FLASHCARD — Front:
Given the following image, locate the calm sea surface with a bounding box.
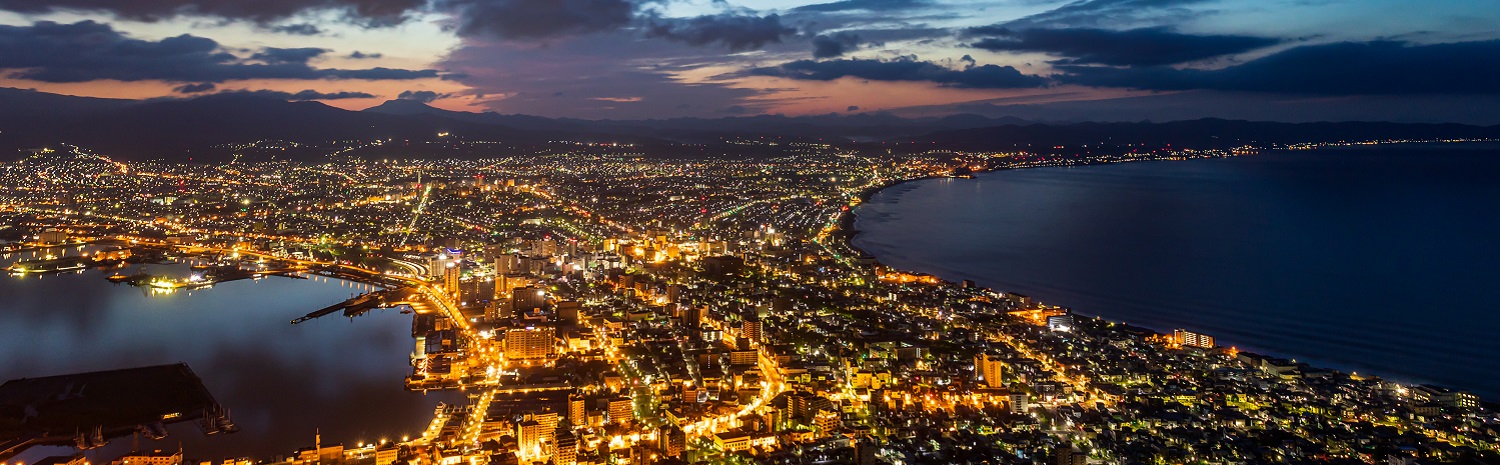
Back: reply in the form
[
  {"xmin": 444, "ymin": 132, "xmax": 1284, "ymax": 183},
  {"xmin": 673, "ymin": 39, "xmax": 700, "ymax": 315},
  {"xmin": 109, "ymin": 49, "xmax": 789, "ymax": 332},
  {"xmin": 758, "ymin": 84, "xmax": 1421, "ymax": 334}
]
[
  {"xmin": 854, "ymin": 144, "xmax": 1500, "ymax": 399},
  {"xmin": 0, "ymin": 257, "xmax": 446, "ymax": 461}
]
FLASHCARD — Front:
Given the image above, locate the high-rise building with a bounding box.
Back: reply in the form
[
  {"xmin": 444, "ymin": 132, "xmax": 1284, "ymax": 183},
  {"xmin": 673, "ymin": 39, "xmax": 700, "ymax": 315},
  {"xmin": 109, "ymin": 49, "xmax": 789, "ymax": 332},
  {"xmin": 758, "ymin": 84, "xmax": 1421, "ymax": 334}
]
[
  {"xmin": 458, "ymin": 279, "xmax": 488, "ymax": 309},
  {"xmin": 526, "ymin": 256, "xmax": 549, "ymax": 275},
  {"xmin": 814, "ymin": 410, "xmax": 842, "ymax": 438},
  {"xmin": 500, "ymin": 253, "xmax": 520, "ymax": 275},
  {"xmin": 1009, "ymin": 392, "xmax": 1030, "ymax": 414},
  {"xmin": 517, "ymin": 420, "xmax": 544, "ymax": 458},
  {"xmin": 657, "ymin": 425, "xmax": 685, "ymax": 457},
  {"xmin": 533, "ymin": 411, "xmax": 560, "ymax": 436},
  {"xmin": 553, "ymin": 428, "xmax": 578, "ymax": 465},
  {"xmin": 665, "ymin": 284, "xmax": 681, "ymax": 304},
  {"xmin": 496, "ymin": 253, "xmax": 517, "ymax": 274},
  {"xmin": 568, "ymin": 393, "xmax": 587, "ymax": 427},
  {"xmin": 505, "ymin": 327, "xmax": 555, "ymax": 360},
  {"xmin": 513, "ymin": 285, "xmax": 547, "ymax": 314},
  {"xmin": 442, "ymin": 261, "xmax": 460, "ymax": 296},
  {"xmin": 556, "ymin": 300, "xmax": 581, "ymax": 324},
  {"xmin": 681, "ymin": 307, "xmax": 703, "ymax": 329},
  {"xmin": 1173, "ymin": 329, "xmax": 1215, "ymax": 349},
  {"xmin": 426, "ymin": 256, "xmax": 451, "ymax": 281},
  {"xmin": 492, "ymin": 273, "xmax": 533, "ymax": 319},
  {"xmin": 486, "ymin": 301, "xmax": 511, "ymax": 322},
  {"xmin": 975, "ymin": 353, "xmax": 1005, "ymax": 388},
  {"xmin": 790, "ymin": 392, "xmax": 832, "ymax": 423},
  {"xmin": 741, "ymin": 318, "xmax": 763, "ymax": 345},
  {"xmin": 608, "ymin": 397, "xmax": 633, "ymax": 424},
  {"xmin": 493, "ymin": 273, "xmax": 526, "ymax": 299},
  {"xmin": 729, "ymin": 350, "xmax": 757, "ymax": 366}
]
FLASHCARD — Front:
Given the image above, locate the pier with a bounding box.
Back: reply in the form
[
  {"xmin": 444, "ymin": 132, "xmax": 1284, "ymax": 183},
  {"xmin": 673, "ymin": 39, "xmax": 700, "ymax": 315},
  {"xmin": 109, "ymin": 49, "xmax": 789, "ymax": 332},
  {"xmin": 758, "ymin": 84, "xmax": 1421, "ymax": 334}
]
[
  {"xmin": 291, "ymin": 286, "xmax": 421, "ymax": 324},
  {"xmin": 107, "ymin": 265, "xmax": 310, "ymax": 290},
  {"xmin": 0, "ymin": 363, "xmax": 233, "ymax": 460}
]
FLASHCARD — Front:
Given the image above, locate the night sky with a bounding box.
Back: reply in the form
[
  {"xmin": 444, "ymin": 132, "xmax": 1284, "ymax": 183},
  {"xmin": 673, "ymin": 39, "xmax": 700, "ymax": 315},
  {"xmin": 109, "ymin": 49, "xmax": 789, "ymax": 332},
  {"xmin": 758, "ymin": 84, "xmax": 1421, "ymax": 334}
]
[{"xmin": 2, "ymin": 0, "xmax": 1497, "ymax": 122}]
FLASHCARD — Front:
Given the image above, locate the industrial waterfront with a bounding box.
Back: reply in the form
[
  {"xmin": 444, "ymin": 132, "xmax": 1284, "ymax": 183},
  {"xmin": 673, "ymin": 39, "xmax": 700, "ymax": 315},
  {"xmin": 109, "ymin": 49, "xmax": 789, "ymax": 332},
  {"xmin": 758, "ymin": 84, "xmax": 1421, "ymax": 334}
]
[{"xmin": 0, "ymin": 251, "xmax": 448, "ymax": 460}]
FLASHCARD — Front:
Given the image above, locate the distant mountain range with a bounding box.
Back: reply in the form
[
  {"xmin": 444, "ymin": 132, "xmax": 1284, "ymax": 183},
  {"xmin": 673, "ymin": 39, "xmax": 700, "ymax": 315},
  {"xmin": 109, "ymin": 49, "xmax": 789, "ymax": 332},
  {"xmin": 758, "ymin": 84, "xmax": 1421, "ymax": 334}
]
[
  {"xmin": 361, "ymin": 98, "xmax": 1032, "ymax": 142},
  {"xmin": 902, "ymin": 119, "xmax": 1500, "ymax": 150},
  {"xmin": 2, "ymin": 87, "xmax": 1497, "ymax": 161}
]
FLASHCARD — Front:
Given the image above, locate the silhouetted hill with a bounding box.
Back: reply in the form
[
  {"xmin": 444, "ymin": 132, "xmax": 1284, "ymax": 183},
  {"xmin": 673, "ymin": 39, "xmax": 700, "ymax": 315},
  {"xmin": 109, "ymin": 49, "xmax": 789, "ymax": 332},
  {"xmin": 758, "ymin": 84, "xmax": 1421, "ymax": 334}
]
[
  {"xmin": 0, "ymin": 87, "xmax": 131, "ymax": 116},
  {"xmin": 0, "ymin": 90, "xmax": 655, "ymax": 159},
  {"xmin": 4, "ymin": 88, "xmax": 1498, "ymax": 161},
  {"xmin": 361, "ymin": 99, "xmax": 1040, "ymax": 142},
  {"xmin": 572, "ymin": 112, "xmax": 1018, "ymax": 142},
  {"xmin": 902, "ymin": 119, "xmax": 1500, "ymax": 150},
  {"xmin": 364, "ymin": 99, "xmax": 591, "ymax": 132},
  {"xmin": 0, "ymin": 88, "xmax": 132, "ymax": 134}
]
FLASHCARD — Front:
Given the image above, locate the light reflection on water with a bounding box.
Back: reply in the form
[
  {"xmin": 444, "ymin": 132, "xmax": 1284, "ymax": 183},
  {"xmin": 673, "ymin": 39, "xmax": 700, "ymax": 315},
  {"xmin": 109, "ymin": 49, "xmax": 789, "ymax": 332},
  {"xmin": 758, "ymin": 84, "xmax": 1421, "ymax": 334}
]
[
  {"xmin": 854, "ymin": 145, "xmax": 1500, "ymax": 399},
  {"xmin": 0, "ymin": 257, "xmax": 450, "ymax": 461}
]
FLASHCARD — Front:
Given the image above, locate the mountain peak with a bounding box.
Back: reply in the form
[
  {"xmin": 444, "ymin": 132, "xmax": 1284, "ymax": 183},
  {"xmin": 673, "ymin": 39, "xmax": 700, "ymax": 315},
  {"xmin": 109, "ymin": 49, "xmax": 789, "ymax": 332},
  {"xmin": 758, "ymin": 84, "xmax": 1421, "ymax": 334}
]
[{"xmin": 364, "ymin": 99, "xmax": 440, "ymax": 115}]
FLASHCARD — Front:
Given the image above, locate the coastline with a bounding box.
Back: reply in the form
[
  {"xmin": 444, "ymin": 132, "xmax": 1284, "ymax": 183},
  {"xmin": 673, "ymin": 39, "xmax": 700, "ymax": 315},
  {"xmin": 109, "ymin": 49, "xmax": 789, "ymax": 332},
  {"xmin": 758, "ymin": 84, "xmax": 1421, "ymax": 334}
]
[
  {"xmin": 830, "ymin": 149, "xmax": 1492, "ymax": 403},
  {"xmin": 835, "ymin": 154, "xmax": 1212, "ymax": 258},
  {"xmin": 834, "ymin": 149, "xmax": 1249, "ymax": 258},
  {"xmin": 0, "ymin": 265, "xmax": 439, "ymax": 460}
]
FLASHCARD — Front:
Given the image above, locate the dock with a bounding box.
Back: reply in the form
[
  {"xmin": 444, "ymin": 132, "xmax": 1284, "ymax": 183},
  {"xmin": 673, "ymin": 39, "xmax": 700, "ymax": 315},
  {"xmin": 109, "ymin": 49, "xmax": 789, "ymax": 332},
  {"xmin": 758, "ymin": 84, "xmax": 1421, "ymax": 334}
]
[
  {"xmin": 0, "ymin": 363, "xmax": 233, "ymax": 460},
  {"xmin": 292, "ymin": 286, "xmax": 421, "ymax": 324},
  {"xmin": 109, "ymin": 265, "xmax": 310, "ymax": 290}
]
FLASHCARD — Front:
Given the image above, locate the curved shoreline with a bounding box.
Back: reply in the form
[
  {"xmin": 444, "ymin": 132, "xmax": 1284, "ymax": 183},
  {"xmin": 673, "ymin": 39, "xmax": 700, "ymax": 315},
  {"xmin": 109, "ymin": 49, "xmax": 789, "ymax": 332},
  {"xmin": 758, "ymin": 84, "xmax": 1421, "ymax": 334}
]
[
  {"xmin": 837, "ymin": 158, "xmax": 1140, "ymax": 259},
  {"xmin": 829, "ymin": 151, "xmax": 1490, "ymax": 401},
  {"xmin": 834, "ymin": 154, "xmax": 1224, "ymax": 258}
]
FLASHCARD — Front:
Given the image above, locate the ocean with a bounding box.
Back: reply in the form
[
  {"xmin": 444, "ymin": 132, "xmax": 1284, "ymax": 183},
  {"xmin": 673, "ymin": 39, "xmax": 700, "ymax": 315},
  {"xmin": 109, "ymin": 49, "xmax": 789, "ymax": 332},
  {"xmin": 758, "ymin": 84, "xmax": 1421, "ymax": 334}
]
[{"xmin": 853, "ymin": 143, "xmax": 1500, "ymax": 399}]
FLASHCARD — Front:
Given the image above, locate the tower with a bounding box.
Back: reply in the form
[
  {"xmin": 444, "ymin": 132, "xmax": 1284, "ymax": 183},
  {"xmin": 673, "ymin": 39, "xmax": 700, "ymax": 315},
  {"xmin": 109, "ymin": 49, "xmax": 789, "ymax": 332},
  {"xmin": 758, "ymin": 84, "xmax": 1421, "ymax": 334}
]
[{"xmin": 975, "ymin": 353, "xmax": 1004, "ymax": 388}]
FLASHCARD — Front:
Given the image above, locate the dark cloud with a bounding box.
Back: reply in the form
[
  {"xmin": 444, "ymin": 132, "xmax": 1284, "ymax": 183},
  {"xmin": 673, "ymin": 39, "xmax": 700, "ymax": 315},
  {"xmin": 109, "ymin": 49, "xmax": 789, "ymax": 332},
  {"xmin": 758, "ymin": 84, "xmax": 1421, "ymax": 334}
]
[
  {"xmin": 173, "ymin": 82, "xmax": 217, "ymax": 93},
  {"xmin": 0, "ymin": 21, "xmax": 438, "ymax": 83},
  {"xmin": 328, "ymin": 67, "xmax": 439, "ymax": 80},
  {"xmin": 270, "ymin": 23, "xmax": 323, "ymax": 35},
  {"xmin": 1001, "ymin": 0, "xmax": 1212, "ymax": 29},
  {"xmin": 291, "ymin": 90, "xmax": 376, "ymax": 100},
  {"xmin": 1057, "ymin": 40, "xmax": 1500, "ymax": 95},
  {"xmin": 251, "ymin": 47, "xmax": 328, "ymax": 64},
  {"xmin": 398, "ymin": 90, "xmax": 447, "ymax": 102},
  {"xmin": 812, "ymin": 32, "xmax": 861, "ymax": 58},
  {"xmin": 846, "ymin": 105, "xmax": 860, "ymax": 111},
  {"xmin": 348, "ymin": 51, "xmax": 384, "ymax": 59},
  {"xmin": 744, "ymin": 56, "xmax": 1048, "ymax": 89},
  {"xmin": 645, "ymin": 13, "xmax": 797, "ymax": 51},
  {"xmin": 439, "ymin": 31, "xmax": 771, "ymax": 118},
  {"xmin": 851, "ymin": 27, "xmax": 951, "ymax": 45},
  {"xmin": 888, "ymin": 90, "xmax": 1500, "ymax": 126},
  {"xmin": 968, "ymin": 27, "xmax": 1279, "ymax": 66},
  {"xmin": 215, "ymin": 89, "xmax": 377, "ymax": 100},
  {"xmin": 442, "ymin": 0, "xmax": 637, "ymax": 40},
  {"xmin": 794, "ymin": 0, "xmax": 932, "ymax": 13},
  {"xmin": 0, "ymin": 0, "xmax": 424, "ymax": 26}
]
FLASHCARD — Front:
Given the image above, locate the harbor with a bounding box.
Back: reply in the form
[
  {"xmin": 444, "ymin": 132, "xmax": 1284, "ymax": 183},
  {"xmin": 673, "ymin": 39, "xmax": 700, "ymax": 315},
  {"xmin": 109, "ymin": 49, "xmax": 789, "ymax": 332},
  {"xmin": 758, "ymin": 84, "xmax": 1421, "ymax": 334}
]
[
  {"xmin": 6, "ymin": 246, "xmax": 147, "ymax": 274},
  {"xmin": 0, "ymin": 254, "xmax": 443, "ymax": 461},
  {"xmin": 108, "ymin": 264, "xmax": 311, "ymax": 291},
  {"xmin": 290, "ymin": 286, "xmax": 419, "ymax": 324},
  {"xmin": 0, "ymin": 363, "xmax": 235, "ymax": 460}
]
